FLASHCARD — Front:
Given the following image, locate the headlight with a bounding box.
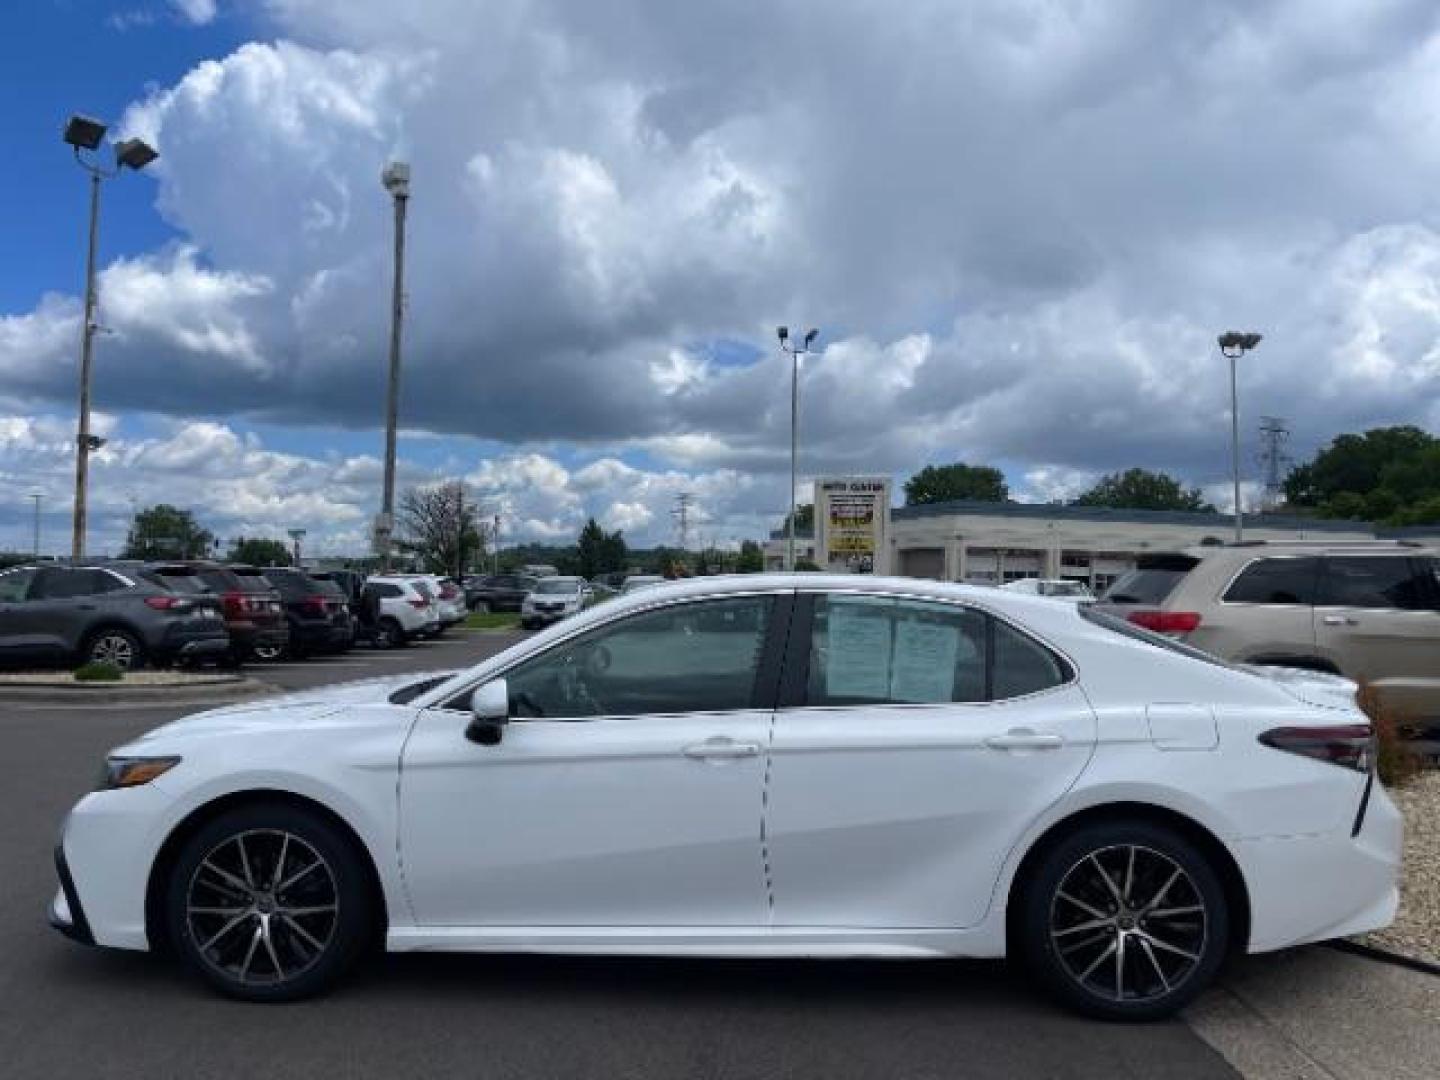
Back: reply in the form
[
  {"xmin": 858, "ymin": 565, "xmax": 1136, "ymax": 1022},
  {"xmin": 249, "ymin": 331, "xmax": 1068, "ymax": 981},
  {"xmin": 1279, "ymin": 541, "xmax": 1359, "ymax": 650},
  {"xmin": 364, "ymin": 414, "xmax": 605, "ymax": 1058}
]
[{"xmin": 98, "ymin": 756, "xmax": 181, "ymax": 790}]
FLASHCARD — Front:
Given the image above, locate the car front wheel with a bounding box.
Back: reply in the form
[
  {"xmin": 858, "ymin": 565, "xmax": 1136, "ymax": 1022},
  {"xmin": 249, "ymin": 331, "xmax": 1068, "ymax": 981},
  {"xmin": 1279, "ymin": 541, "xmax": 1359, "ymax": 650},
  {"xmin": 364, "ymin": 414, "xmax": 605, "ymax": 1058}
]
[
  {"xmin": 1016, "ymin": 821, "xmax": 1228, "ymax": 1021},
  {"xmin": 165, "ymin": 803, "xmax": 374, "ymax": 1002},
  {"xmin": 84, "ymin": 628, "xmax": 144, "ymax": 671}
]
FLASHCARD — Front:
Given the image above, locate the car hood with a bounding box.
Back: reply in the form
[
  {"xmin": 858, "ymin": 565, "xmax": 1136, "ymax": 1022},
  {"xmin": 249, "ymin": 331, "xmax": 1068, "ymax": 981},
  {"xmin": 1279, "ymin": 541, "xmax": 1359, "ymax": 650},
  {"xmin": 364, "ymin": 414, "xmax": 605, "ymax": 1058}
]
[
  {"xmin": 129, "ymin": 670, "xmax": 460, "ymax": 743},
  {"xmin": 1240, "ymin": 664, "xmax": 1359, "ymax": 712}
]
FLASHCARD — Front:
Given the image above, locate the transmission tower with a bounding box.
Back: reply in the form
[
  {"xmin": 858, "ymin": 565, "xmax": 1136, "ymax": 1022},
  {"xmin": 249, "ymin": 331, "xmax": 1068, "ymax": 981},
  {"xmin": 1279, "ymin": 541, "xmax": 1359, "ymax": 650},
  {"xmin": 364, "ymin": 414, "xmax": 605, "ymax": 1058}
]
[
  {"xmin": 1257, "ymin": 416, "xmax": 1291, "ymax": 511},
  {"xmin": 672, "ymin": 492, "xmax": 694, "ymax": 551}
]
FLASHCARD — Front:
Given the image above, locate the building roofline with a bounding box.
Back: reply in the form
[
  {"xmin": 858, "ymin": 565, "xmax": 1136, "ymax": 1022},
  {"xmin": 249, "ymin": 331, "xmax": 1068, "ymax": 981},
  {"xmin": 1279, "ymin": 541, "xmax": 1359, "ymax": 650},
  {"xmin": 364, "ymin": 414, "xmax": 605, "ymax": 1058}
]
[{"xmin": 889, "ymin": 499, "xmax": 1390, "ymax": 531}]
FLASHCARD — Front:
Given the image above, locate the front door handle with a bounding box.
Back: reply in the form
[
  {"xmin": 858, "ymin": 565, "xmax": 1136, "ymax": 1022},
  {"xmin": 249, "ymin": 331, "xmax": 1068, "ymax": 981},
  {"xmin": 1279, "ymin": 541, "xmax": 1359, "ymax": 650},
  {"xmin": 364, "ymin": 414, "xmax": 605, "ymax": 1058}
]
[
  {"xmin": 1321, "ymin": 614, "xmax": 1357, "ymax": 626},
  {"xmin": 985, "ymin": 729, "xmax": 1064, "ymax": 751},
  {"xmin": 682, "ymin": 737, "xmax": 761, "ymax": 761}
]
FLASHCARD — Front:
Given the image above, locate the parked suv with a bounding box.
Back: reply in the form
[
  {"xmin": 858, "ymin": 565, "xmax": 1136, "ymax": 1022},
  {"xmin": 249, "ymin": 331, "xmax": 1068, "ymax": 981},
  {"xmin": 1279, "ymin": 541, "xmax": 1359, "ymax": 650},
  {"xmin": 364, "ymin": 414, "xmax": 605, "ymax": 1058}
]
[
  {"xmin": 145, "ymin": 562, "xmax": 287, "ymax": 665},
  {"xmin": 260, "ymin": 568, "xmax": 355, "ymax": 658},
  {"xmin": 0, "ymin": 564, "xmax": 229, "ymax": 670},
  {"xmin": 363, "ymin": 575, "xmax": 440, "ymax": 646},
  {"xmin": 1097, "ymin": 542, "xmax": 1440, "ymax": 724},
  {"xmin": 463, "ymin": 573, "xmax": 537, "ymax": 612}
]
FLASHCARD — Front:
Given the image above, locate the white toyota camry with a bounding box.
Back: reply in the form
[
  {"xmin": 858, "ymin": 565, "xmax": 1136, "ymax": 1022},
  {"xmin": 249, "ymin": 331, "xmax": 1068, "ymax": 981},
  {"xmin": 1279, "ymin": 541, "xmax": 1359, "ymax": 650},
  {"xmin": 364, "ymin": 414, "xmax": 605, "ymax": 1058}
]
[{"xmin": 51, "ymin": 574, "xmax": 1400, "ymax": 1019}]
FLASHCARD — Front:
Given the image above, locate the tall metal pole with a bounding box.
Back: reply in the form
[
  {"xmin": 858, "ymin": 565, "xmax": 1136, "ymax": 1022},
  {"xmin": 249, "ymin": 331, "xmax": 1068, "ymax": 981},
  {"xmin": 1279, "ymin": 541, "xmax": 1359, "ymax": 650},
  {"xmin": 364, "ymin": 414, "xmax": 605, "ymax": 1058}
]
[
  {"xmin": 1230, "ymin": 352, "xmax": 1242, "ymax": 543},
  {"xmin": 30, "ymin": 494, "xmax": 43, "ymax": 558},
  {"xmin": 380, "ymin": 176, "xmax": 409, "ymax": 572},
  {"xmin": 788, "ymin": 347, "xmax": 798, "ymax": 572},
  {"xmin": 72, "ymin": 171, "xmax": 101, "ymax": 562}
]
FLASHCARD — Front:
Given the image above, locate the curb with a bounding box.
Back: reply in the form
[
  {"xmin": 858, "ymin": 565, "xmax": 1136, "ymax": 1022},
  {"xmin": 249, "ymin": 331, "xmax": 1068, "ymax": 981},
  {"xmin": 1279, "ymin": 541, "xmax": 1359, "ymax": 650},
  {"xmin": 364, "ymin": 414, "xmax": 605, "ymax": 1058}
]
[
  {"xmin": 1327, "ymin": 938, "xmax": 1440, "ymax": 978},
  {"xmin": 0, "ymin": 676, "xmax": 278, "ymax": 707}
]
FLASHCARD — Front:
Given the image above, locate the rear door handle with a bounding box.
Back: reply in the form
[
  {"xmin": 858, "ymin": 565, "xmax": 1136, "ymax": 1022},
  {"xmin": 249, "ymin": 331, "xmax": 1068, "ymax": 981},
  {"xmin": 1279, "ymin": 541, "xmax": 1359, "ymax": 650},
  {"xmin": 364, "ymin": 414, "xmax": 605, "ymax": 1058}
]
[
  {"xmin": 682, "ymin": 737, "xmax": 761, "ymax": 761},
  {"xmin": 1321, "ymin": 614, "xmax": 1357, "ymax": 626},
  {"xmin": 985, "ymin": 729, "xmax": 1064, "ymax": 751}
]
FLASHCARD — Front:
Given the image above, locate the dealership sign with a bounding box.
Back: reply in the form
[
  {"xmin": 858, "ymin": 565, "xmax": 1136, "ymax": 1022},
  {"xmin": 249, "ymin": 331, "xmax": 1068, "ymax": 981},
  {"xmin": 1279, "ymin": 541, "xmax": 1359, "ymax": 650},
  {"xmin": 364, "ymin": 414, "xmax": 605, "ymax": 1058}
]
[{"xmin": 816, "ymin": 476, "xmax": 891, "ymax": 574}]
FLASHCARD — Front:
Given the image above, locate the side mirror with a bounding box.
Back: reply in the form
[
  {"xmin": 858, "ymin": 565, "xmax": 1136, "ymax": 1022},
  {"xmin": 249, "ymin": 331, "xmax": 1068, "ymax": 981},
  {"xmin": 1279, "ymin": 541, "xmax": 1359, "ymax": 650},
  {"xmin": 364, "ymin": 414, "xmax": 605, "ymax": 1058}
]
[{"xmin": 465, "ymin": 678, "xmax": 509, "ymax": 746}]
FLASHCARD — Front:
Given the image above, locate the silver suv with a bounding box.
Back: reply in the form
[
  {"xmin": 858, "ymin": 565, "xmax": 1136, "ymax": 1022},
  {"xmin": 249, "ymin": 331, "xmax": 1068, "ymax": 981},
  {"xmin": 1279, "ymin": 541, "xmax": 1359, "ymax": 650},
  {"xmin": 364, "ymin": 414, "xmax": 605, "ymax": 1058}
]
[{"xmin": 1098, "ymin": 541, "xmax": 1440, "ymax": 726}]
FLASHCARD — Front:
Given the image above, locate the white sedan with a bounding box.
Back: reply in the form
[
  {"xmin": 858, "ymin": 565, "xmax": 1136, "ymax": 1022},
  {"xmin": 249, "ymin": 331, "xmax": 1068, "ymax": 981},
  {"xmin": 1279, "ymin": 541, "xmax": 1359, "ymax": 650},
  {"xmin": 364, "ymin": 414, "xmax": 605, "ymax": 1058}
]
[{"xmin": 51, "ymin": 574, "xmax": 1400, "ymax": 1019}]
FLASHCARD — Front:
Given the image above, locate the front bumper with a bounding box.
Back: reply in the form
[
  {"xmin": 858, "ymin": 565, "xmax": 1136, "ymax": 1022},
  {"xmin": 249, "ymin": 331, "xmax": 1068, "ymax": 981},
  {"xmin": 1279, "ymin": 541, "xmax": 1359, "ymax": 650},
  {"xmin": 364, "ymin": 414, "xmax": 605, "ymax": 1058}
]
[
  {"xmin": 50, "ymin": 845, "xmax": 94, "ymax": 946},
  {"xmin": 522, "ymin": 607, "xmax": 575, "ymax": 627},
  {"xmin": 1233, "ymin": 781, "xmax": 1403, "ymax": 953}
]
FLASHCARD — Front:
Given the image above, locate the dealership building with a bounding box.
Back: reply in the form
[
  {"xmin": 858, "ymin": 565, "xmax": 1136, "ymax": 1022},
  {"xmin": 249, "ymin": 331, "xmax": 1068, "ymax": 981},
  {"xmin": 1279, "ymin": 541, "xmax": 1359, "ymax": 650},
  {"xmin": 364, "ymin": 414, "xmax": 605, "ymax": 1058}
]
[{"xmin": 765, "ymin": 499, "xmax": 1438, "ymax": 591}]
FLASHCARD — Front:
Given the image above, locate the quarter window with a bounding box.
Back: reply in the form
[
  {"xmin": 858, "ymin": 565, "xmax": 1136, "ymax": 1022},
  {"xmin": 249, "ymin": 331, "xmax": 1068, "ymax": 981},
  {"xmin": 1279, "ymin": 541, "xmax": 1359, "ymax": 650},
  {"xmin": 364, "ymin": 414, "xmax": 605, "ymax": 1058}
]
[
  {"xmin": 504, "ymin": 596, "xmax": 775, "ymax": 718},
  {"xmin": 1222, "ymin": 557, "xmax": 1319, "ymax": 605},
  {"xmin": 1320, "ymin": 557, "xmax": 1435, "ymax": 611}
]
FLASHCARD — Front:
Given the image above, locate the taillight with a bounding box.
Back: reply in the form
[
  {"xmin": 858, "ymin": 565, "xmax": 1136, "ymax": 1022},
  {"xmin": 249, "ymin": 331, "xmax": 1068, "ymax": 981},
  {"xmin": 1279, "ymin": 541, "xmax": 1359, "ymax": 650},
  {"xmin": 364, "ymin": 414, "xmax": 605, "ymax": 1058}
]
[
  {"xmin": 145, "ymin": 596, "xmax": 194, "ymax": 612},
  {"xmin": 301, "ymin": 595, "xmax": 329, "ymax": 617},
  {"xmin": 1126, "ymin": 610, "xmax": 1202, "ymax": 635},
  {"xmin": 221, "ymin": 590, "xmax": 246, "ymax": 616},
  {"xmin": 1259, "ymin": 724, "xmax": 1374, "ymax": 772}
]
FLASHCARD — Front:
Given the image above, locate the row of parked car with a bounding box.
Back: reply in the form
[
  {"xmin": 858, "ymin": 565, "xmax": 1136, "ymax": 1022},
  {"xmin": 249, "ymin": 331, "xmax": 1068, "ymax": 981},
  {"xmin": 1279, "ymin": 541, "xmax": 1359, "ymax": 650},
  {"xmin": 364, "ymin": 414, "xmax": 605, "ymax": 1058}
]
[
  {"xmin": 0, "ymin": 561, "xmax": 472, "ymax": 671},
  {"xmin": 461, "ymin": 571, "xmax": 665, "ymax": 629}
]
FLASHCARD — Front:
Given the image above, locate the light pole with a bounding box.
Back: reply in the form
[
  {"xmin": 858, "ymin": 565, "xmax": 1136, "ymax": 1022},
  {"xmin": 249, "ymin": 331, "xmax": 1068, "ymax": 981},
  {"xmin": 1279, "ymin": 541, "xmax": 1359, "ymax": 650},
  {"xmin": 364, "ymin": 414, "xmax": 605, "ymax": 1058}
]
[
  {"xmin": 288, "ymin": 528, "xmax": 307, "ymax": 567},
  {"xmin": 777, "ymin": 325, "xmax": 819, "ymax": 571},
  {"xmin": 1217, "ymin": 331, "xmax": 1263, "ymax": 542},
  {"xmin": 63, "ymin": 115, "xmax": 158, "ymax": 561},
  {"xmin": 29, "ymin": 492, "xmax": 43, "ymax": 558},
  {"xmin": 379, "ymin": 161, "xmax": 411, "ymax": 572}
]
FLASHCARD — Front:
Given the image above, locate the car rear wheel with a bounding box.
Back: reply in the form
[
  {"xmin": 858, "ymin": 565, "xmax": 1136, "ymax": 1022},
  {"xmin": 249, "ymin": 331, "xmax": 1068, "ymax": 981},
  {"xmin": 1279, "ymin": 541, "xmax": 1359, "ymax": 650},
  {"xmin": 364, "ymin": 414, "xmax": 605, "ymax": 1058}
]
[
  {"xmin": 84, "ymin": 628, "xmax": 144, "ymax": 671},
  {"xmin": 251, "ymin": 643, "xmax": 285, "ymax": 662},
  {"xmin": 165, "ymin": 803, "xmax": 374, "ymax": 1002},
  {"xmin": 471, "ymin": 599, "xmax": 490, "ymax": 614},
  {"xmin": 376, "ymin": 618, "xmax": 405, "ymax": 650},
  {"xmin": 1016, "ymin": 821, "xmax": 1228, "ymax": 1021}
]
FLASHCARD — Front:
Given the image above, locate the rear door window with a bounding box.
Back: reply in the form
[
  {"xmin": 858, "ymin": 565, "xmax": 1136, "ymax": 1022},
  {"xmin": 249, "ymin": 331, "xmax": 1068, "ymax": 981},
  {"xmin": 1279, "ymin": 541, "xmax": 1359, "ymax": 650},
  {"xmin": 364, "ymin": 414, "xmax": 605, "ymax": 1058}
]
[
  {"xmin": 1222, "ymin": 557, "xmax": 1319, "ymax": 605},
  {"xmin": 33, "ymin": 568, "xmax": 118, "ymax": 599},
  {"xmin": 1320, "ymin": 557, "xmax": 1435, "ymax": 611},
  {"xmin": 0, "ymin": 568, "xmax": 36, "ymax": 602}
]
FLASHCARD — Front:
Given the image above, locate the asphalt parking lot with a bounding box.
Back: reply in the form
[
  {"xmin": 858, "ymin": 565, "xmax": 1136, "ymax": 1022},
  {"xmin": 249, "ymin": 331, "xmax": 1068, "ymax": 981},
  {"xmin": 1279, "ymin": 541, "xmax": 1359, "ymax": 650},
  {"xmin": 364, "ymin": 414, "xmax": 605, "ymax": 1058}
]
[{"xmin": 2, "ymin": 630, "xmax": 1243, "ymax": 1078}]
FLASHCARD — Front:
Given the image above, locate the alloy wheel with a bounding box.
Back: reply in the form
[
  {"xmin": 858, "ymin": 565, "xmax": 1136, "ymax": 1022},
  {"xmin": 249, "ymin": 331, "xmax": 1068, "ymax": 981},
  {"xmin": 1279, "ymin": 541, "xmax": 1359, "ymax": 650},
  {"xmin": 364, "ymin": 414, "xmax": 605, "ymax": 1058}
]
[
  {"xmin": 1048, "ymin": 844, "xmax": 1208, "ymax": 1004},
  {"xmin": 252, "ymin": 644, "xmax": 284, "ymax": 662},
  {"xmin": 185, "ymin": 829, "xmax": 340, "ymax": 988},
  {"xmin": 90, "ymin": 633, "xmax": 136, "ymax": 670}
]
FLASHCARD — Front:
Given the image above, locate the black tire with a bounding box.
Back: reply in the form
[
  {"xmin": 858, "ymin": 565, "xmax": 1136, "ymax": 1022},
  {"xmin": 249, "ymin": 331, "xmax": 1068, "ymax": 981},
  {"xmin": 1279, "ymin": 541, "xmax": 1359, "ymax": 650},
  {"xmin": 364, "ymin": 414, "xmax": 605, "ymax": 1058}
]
[
  {"xmin": 472, "ymin": 599, "xmax": 491, "ymax": 614},
  {"xmin": 83, "ymin": 626, "xmax": 145, "ymax": 671},
  {"xmin": 376, "ymin": 618, "xmax": 405, "ymax": 650},
  {"xmin": 251, "ymin": 643, "xmax": 286, "ymax": 663},
  {"xmin": 1015, "ymin": 820, "xmax": 1228, "ymax": 1021},
  {"xmin": 165, "ymin": 802, "xmax": 374, "ymax": 1002}
]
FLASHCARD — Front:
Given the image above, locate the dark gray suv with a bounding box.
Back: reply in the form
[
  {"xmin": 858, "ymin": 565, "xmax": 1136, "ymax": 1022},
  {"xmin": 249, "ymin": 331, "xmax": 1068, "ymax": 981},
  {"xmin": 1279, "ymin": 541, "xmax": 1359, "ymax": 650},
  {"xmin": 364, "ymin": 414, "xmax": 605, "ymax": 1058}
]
[{"xmin": 0, "ymin": 565, "xmax": 230, "ymax": 670}]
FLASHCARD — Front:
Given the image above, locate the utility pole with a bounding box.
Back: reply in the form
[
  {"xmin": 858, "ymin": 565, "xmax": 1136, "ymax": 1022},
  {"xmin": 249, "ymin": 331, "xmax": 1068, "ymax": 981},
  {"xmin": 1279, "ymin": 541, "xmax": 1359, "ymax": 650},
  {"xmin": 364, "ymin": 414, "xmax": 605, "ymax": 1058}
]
[
  {"xmin": 29, "ymin": 493, "xmax": 43, "ymax": 558},
  {"xmin": 1258, "ymin": 416, "xmax": 1291, "ymax": 512},
  {"xmin": 288, "ymin": 528, "xmax": 306, "ymax": 567},
  {"xmin": 379, "ymin": 162, "xmax": 411, "ymax": 572},
  {"xmin": 673, "ymin": 492, "xmax": 694, "ymax": 552}
]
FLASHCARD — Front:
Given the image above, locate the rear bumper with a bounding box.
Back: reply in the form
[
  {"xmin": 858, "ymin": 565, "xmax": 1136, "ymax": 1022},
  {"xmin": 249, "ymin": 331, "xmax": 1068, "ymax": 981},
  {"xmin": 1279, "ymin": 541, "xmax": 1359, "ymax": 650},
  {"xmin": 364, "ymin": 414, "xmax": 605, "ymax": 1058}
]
[{"xmin": 1233, "ymin": 782, "xmax": 1403, "ymax": 953}]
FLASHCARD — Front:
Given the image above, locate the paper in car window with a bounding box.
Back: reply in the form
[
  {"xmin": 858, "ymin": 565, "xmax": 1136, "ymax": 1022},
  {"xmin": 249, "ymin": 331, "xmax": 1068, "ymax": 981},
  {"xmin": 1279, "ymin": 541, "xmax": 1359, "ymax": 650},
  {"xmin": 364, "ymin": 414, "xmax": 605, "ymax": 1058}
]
[
  {"xmin": 890, "ymin": 618, "xmax": 961, "ymax": 703},
  {"xmin": 825, "ymin": 605, "xmax": 893, "ymax": 699}
]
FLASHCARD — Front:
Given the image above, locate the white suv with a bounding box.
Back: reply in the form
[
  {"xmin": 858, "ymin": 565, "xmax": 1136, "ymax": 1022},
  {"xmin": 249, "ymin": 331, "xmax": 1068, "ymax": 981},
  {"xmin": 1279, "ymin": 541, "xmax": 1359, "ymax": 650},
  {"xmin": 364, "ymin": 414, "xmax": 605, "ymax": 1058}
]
[
  {"xmin": 410, "ymin": 575, "xmax": 467, "ymax": 631},
  {"xmin": 363, "ymin": 576, "xmax": 439, "ymax": 646}
]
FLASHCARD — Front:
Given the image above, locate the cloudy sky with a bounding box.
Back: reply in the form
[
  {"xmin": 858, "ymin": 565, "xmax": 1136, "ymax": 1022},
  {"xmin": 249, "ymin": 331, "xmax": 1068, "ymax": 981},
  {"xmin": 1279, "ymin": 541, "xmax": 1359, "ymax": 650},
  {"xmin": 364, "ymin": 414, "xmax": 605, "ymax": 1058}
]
[{"xmin": 4, "ymin": 0, "xmax": 1440, "ymax": 556}]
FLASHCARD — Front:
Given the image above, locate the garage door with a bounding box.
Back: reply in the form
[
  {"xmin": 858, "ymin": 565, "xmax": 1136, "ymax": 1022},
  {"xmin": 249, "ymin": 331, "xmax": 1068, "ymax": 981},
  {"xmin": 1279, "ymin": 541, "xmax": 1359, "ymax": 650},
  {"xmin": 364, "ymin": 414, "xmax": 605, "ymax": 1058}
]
[{"xmin": 899, "ymin": 547, "xmax": 945, "ymax": 580}]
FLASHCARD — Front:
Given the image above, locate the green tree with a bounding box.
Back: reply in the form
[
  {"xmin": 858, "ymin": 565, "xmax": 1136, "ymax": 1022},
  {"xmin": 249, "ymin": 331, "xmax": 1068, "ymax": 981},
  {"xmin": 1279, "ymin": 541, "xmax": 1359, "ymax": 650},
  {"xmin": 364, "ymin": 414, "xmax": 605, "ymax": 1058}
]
[
  {"xmin": 736, "ymin": 539, "xmax": 764, "ymax": 572},
  {"xmin": 781, "ymin": 503, "xmax": 814, "ymax": 534},
  {"xmin": 1285, "ymin": 427, "xmax": 1440, "ymax": 524},
  {"xmin": 1072, "ymin": 469, "xmax": 1214, "ymax": 512},
  {"xmin": 227, "ymin": 536, "xmax": 293, "ymax": 567},
  {"xmin": 122, "ymin": 504, "xmax": 215, "ymax": 559},
  {"xmin": 903, "ymin": 463, "xmax": 1008, "ymax": 505},
  {"xmin": 575, "ymin": 518, "xmax": 629, "ymax": 579}
]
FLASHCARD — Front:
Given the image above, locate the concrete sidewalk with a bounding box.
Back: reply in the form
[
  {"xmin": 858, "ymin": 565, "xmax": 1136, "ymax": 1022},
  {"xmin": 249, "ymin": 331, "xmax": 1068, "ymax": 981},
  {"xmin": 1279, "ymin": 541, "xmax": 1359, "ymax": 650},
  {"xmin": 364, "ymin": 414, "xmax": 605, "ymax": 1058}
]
[{"xmin": 1185, "ymin": 945, "xmax": 1440, "ymax": 1079}]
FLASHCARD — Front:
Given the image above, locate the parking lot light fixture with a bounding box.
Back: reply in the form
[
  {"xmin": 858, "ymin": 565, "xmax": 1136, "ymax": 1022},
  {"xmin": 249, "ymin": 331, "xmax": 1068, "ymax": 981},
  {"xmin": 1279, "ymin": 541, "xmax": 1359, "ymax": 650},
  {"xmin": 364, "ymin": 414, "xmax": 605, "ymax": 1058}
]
[
  {"xmin": 778, "ymin": 325, "xmax": 820, "ymax": 571},
  {"xmin": 1217, "ymin": 331, "xmax": 1263, "ymax": 543},
  {"xmin": 64, "ymin": 113, "xmax": 158, "ymax": 561}
]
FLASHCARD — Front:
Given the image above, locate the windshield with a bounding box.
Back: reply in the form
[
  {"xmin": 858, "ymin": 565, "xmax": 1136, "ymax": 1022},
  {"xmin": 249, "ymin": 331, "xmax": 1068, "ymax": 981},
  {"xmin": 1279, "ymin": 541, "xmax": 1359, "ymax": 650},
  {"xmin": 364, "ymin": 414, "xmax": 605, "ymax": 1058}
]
[
  {"xmin": 535, "ymin": 578, "xmax": 582, "ymax": 595},
  {"xmin": 1040, "ymin": 581, "xmax": 1090, "ymax": 597}
]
